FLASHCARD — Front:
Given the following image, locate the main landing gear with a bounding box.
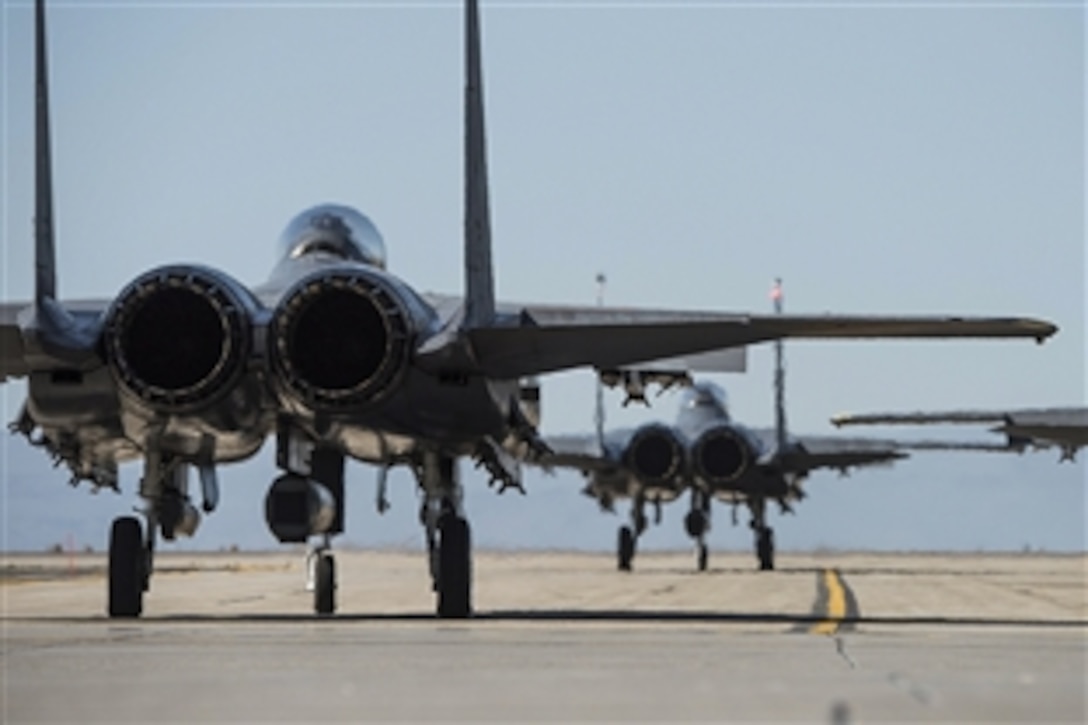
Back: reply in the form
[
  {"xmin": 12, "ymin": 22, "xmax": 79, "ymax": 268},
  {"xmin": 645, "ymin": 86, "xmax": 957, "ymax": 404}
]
[
  {"xmin": 420, "ymin": 452, "xmax": 472, "ymax": 618},
  {"xmin": 108, "ymin": 454, "xmax": 211, "ymax": 618},
  {"xmin": 684, "ymin": 489, "xmax": 712, "ymax": 572},
  {"xmin": 617, "ymin": 494, "xmax": 648, "ymax": 571}
]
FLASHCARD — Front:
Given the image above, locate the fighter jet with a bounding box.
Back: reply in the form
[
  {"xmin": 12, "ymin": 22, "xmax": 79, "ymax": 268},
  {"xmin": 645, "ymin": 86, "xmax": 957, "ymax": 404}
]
[
  {"xmin": 538, "ymin": 280, "xmax": 988, "ymax": 572},
  {"xmin": 1, "ymin": 0, "xmax": 1058, "ymax": 619},
  {"xmin": 831, "ymin": 407, "xmax": 1088, "ymax": 462}
]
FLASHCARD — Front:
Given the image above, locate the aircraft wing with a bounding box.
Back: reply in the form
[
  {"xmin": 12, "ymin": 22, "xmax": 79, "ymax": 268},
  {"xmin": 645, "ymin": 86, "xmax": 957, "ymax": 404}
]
[
  {"xmin": 464, "ymin": 305, "xmax": 1057, "ymax": 379},
  {"xmin": 831, "ymin": 406, "xmax": 1088, "ymax": 459},
  {"xmin": 831, "ymin": 407, "xmax": 1087, "ymax": 427}
]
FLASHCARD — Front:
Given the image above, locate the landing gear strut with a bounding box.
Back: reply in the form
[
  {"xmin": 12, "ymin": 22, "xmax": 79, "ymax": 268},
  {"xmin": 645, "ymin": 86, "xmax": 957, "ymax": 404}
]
[{"xmin": 420, "ymin": 453, "xmax": 472, "ymax": 618}]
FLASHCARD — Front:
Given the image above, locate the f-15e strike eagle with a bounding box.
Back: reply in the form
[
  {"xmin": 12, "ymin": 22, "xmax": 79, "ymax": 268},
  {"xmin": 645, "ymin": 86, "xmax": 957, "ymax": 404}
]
[
  {"xmin": 0, "ymin": 0, "xmax": 1057, "ymax": 619},
  {"xmin": 538, "ymin": 280, "xmax": 986, "ymax": 572}
]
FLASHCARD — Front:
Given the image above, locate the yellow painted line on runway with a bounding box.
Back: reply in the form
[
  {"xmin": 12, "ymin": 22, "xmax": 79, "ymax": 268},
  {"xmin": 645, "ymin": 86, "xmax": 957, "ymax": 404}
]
[{"xmin": 811, "ymin": 569, "xmax": 847, "ymax": 635}]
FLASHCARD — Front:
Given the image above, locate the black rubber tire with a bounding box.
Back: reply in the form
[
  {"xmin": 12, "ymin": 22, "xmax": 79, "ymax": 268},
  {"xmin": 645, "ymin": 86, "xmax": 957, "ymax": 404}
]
[
  {"xmin": 757, "ymin": 528, "xmax": 775, "ymax": 571},
  {"xmin": 437, "ymin": 516, "xmax": 472, "ymax": 619},
  {"xmin": 697, "ymin": 542, "xmax": 709, "ymax": 572},
  {"xmin": 617, "ymin": 526, "xmax": 635, "ymax": 571},
  {"xmin": 108, "ymin": 517, "xmax": 145, "ymax": 618},
  {"xmin": 314, "ymin": 554, "xmax": 336, "ymax": 616}
]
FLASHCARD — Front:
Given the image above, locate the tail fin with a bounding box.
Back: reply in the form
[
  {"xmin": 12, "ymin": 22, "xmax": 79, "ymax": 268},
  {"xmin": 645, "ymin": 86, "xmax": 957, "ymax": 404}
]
[
  {"xmin": 34, "ymin": 0, "xmax": 57, "ymax": 308},
  {"xmin": 30, "ymin": 0, "xmax": 94, "ymax": 356},
  {"xmin": 462, "ymin": 0, "xmax": 496, "ymax": 329},
  {"xmin": 771, "ymin": 278, "xmax": 788, "ymax": 450},
  {"xmin": 594, "ymin": 273, "xmax": 607, "ymax": 449}
]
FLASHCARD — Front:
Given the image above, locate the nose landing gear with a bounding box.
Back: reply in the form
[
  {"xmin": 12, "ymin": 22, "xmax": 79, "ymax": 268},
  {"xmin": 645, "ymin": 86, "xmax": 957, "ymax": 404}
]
[{"xmin": 684, "ymin": 489, "xmax": 712, "ymax": 572}]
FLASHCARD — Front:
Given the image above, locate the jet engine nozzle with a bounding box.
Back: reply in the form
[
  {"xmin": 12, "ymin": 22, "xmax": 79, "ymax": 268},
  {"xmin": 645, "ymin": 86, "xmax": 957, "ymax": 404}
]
[
  {"xmin": 269, "ymin": 269, "xmax": 415, "ymax": 411},
  {"xmin": 692, "ymin": 426, "xmax": 750, "ymax": 485},
  {"xmin": 103, "ymin": 266, "xmax": 258, "ymax": 412},
  {"xmin": 624, "ymin": 424, "xmax": 686, "ymax": 485},
  {"xmin": 264, "ymin": 474, "xmax": 336, "ymax": 543}
]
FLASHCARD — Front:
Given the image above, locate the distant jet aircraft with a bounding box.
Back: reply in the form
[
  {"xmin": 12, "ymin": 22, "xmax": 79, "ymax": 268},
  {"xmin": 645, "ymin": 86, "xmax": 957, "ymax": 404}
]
[
  {"xmin": 538, "ymin": 280, "xmax": 979, "ymax": 572},
  {"xmin": 0, "ymin": 0, "xmax": 1058, "ymax": 619},
  {"xmin": 831, "ymin": 407, "xmax": 1087, "ymax": 462}
]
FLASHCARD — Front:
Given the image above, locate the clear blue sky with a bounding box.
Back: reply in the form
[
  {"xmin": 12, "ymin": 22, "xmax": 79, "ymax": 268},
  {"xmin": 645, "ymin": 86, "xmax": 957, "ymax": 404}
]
[{"xmin": 1, "ymin": 1, "xmax": 1084, "ymax": 553}]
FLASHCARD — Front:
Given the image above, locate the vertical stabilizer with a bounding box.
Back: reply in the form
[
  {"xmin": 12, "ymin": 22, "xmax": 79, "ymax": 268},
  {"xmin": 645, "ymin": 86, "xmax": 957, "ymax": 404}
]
[
  {"xmin": 462, "ymin": 0, "xmax": 496, "ymax": 329},
  {"xmin": 771, "ymin": 279, "xmax": 788, "ymax": 450},
  {"xmin": 34, "ymin": 0, "xmax": 57, "ymax": 306},
  {"xmin": 29, "ymin": 0, "xmax": 93, "ymax": 356},
  {"xmin": 594, "ymin": 273, "xmax": 607, "ymax": 449}
]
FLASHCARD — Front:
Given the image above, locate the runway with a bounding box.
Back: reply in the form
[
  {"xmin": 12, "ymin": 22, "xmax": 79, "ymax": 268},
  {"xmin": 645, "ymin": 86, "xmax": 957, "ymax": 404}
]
[{"xmin": 3, "ymin": 550, "xmax": 1085, "ymax": 721}]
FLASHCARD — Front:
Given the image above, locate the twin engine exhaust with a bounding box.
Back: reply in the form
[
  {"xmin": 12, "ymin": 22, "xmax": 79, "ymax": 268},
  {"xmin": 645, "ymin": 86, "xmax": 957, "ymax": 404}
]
[
  {"xmin": 622, "ymin": 424, "xmax": 753, "ymax": 489},
  {"xmin": 102, "ymin": 266, "xmax": 417, "ymax": 416}
]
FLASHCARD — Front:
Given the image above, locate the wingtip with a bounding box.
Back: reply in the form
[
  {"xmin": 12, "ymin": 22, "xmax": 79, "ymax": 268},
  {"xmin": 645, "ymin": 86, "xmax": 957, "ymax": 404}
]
[{"xmin": 1030, "ymin": 319, "xmax": 1059, "ymax": 343}]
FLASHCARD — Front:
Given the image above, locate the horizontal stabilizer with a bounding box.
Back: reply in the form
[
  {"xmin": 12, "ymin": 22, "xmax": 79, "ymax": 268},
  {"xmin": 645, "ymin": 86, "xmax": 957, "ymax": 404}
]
[{"xmin": 775, "ymin": 448, "xmax": 907, "ymax": 474}]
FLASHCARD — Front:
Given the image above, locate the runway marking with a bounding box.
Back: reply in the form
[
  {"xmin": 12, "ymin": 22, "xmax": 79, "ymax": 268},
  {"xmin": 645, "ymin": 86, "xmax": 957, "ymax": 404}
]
[{"xmin": 809, "ymin": 568, "xmax": 859, "ymax": 635}]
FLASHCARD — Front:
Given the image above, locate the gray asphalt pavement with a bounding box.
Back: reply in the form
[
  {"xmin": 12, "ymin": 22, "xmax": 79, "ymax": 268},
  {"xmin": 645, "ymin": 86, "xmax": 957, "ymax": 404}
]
[{"xmin": 2, "ymin": 550, "xmax": 1085, "ymax": 722}]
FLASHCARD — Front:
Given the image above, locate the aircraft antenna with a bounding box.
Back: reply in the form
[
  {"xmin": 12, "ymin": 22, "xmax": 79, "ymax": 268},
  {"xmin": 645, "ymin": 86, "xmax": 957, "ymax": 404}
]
[
  {"xmin": 772, "ymin": 278, "xmax": 788, "ymax": 451},
  {"xmin": 462, "ymin": 0, "xmax": 496, "ymax": 328},
  {"xmin": 594, "ymin": 272, "xmax": 607, "ymax": 449}
]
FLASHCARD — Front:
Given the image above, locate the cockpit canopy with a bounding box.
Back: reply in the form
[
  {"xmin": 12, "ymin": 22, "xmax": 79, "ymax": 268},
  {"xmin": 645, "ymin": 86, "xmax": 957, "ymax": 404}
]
[
  {"xmin": 278, "ymin": 204, "xmax": 387, "ymax": 269},
  {"xmin": 680, "ymin": 381, "xmax": 730, "ymax": 418}
]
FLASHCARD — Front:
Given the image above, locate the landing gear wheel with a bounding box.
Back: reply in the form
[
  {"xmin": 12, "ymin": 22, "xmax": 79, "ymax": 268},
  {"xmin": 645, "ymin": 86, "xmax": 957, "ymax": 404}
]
[
  {"xmin": 697, "ymin": 541, "xmax": 709, "ymax": 572},
  {"xmin": 757, "ymin": 528, "xmax": 775, "ymax": 571},
  {"xmin": 437, "ymin": 516, "xmax": 472, "ymax": 618},
  {"xmin": 314, "ymin": 553, "xmax": 336, "ymax": 616},
  {"xmin": 617, "ymin": 525, "xmax": 635, "ymax": 572},
  {"xmin": 108, "ymin": 516, "xmax": 145, "ymax": 618},
  {"xmin": 684, "ymin": 510, "xmax": 707, "ymax": 540}
]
